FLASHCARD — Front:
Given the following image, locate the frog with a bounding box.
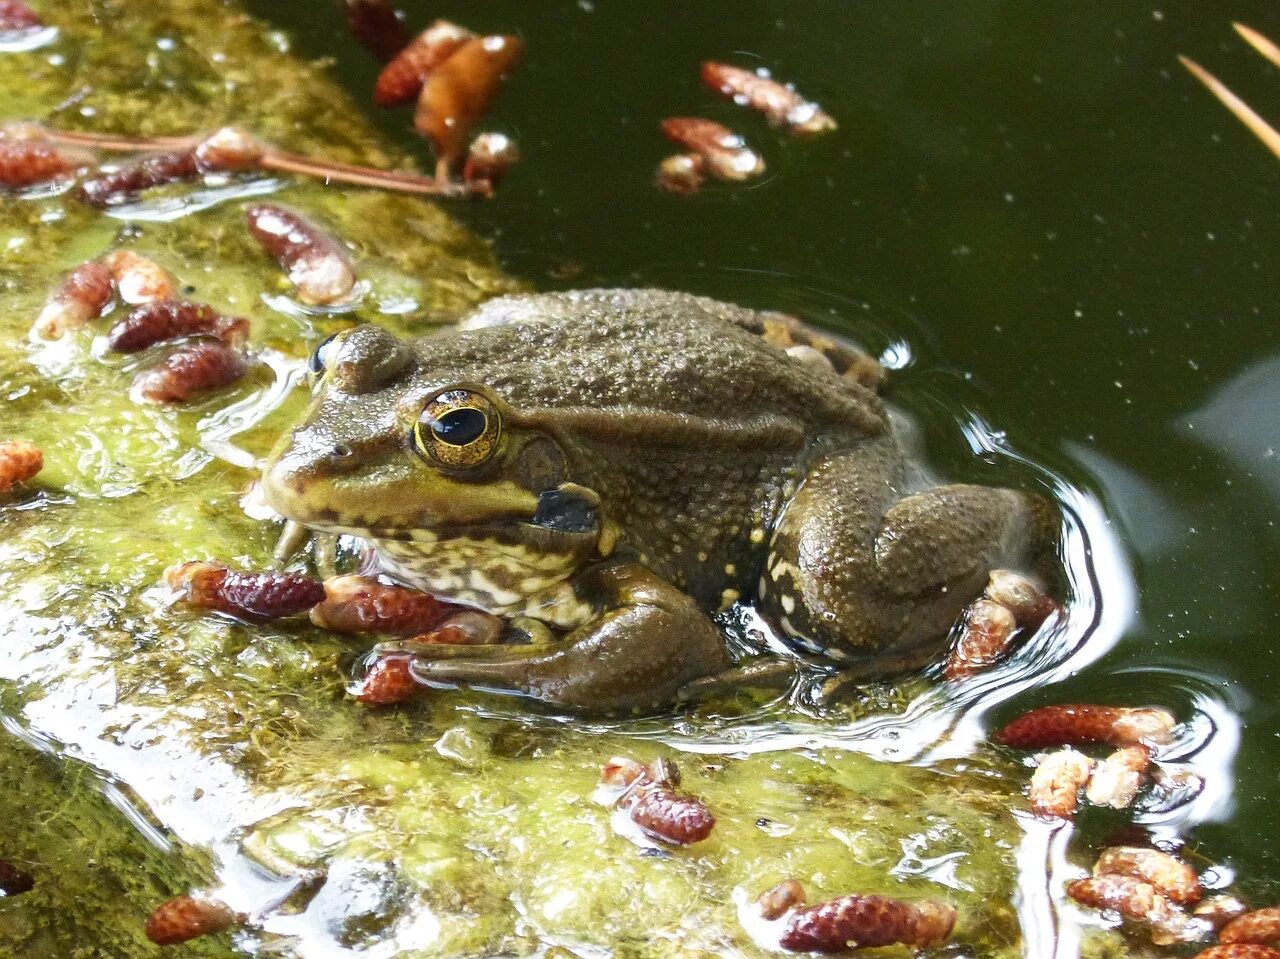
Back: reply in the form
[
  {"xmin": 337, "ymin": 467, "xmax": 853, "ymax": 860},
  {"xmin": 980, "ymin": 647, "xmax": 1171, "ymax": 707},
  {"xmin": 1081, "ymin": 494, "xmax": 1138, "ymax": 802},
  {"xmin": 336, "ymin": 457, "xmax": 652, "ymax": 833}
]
[{"xmin": 261, "ymin": 288, "xmax": 1056, "ymax": 714}]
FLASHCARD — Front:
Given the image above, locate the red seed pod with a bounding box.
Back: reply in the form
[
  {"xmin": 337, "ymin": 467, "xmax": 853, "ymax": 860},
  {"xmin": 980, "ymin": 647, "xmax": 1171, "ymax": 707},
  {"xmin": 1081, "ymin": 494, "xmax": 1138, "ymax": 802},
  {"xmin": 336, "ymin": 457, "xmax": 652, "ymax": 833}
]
[
  {"xmin": 132, "ymin": 341, "xmax": 249, "ymax": 404},
  {"xmin": 78, "ymin": 150, "xmax": 202, "ymax": 207},
  {"xmin": 0, "ymin": 0, "xmax": 41, "ymax": 30},
  {"xmin": 245, "ymin": 204, "xmax": 357, "ymax": 306},
  {"xmin": 310, "ymin": 575, "xmax": 456, "ymax": 636},
  {"xmin": 700, "ymin": 61, "xmax": 837, "ymax": 136},
  {"xmin": 0, "ymin": 859, "xmax": 34, "ymax": 896},
  {"xmin": 31, "ymin": 260, "xmax": 115, "ymax": 338},
  {"xmin": 462, "ymin": 131, "xmax": 519, "ymax": 195},
  {"xmin": 0, "ymin": 440, "xmax": 42, "ymax": 493},
  {"xmin": 193, "ymin": 127, "xmax": 265, "ymax": 173},
  {"xmin": 656, "ymin": 152, "xmax": 706, "ymax": 196},
  {"xmin": 1194, "ymin": 948, "xmax": 1280, "ymax": 959},
  {"xmin": 0, "ymin": 140, "xmax": 78, "ymax": 189},
  {"xmin": 1085, "ymin": 745, "xmax": 1152, "ymax": 809},
  {"xmin": 600, "ymin": 756, "xmax": 647, "ymax": 788},
  {"xmin": 985, "ymin": 568, "xmax": 1059, "ymax": 627},
  {"xmin": 944, "ymin": 598, "xmax": 1019, "ymax": 679},
  {"xmin": 995, "ymin": 704, "xmax": 1177, "ymax": 750},
  {"xmin": 757, "ymin": 879, "xmax": 807, "ymax": 920},
  {"xmin": 1066, "ymin": 876, "xmax": 1209, "ymax": 943},
  {"xmin": 1028, "ymin": 748, "xmax": 1092, "ymax": 819},
  {"xmin": 627, "ymin": 786, "xmax": 715, "ymax": 845},
  {"xmin": 780, "ymin": 894, "xmax": 957, "ymax": 952},
  {"xmin": 660, "ymin": 117, "xmax": 765, "ymax": 182},
  {"xmin": 1093, "ymin": 846, "xmax": 1202, "ymax": 905},
  {"xmin": 108, "ymin": 300, "xmax": 249, "ymax": 353},
  {"xmin": 344, "ymin": 0, "xmax": 412, "ymax": 63},
  {"xmin": 409, "ymin": 609, "xmax": 503, "ymax": 646},
  {"xmin": 374, "ymin": 19, "xmax": 475, "ymax": 107},
  {"xmin": 1221, "ymin": 906, "xmax": 1280, "ymax": 944},
  {"xmin": 1193, "ymin": 896, "xmax": 1251, "ymax": 931},
  {"xmin": 415, "ymin": 34, "xmax": 524, "ymax": 167},
  {"xmin": 356, "ymin": 655, "xmax": 422, "ymax": 706},
  {"xmin": 165, "ymin": 561, "xmax": 325, "ymax": 619},
  {"xmin": 101, "ymin": 250, "xmax": 178, "ymax": 304},
  {"xmin": 144, "ymin": 895, "xmax": 242, "ymax": 946}
]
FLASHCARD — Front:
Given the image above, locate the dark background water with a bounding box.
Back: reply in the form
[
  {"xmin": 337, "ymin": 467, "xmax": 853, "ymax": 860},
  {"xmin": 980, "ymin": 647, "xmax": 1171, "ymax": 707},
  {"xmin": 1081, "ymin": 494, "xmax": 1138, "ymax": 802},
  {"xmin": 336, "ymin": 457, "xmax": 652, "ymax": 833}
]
[{"xmin": 255, "ymin": 0, "xmax": 1280, "ymax": 882}]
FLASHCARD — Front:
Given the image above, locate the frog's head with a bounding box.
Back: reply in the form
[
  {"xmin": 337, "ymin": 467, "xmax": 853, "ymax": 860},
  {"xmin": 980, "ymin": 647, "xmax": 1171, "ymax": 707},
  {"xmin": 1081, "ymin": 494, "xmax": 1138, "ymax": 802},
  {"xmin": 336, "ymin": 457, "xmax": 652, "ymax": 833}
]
[{"xmin": 261, "ymin": 325, "xmax": 603, "ymax": 600}]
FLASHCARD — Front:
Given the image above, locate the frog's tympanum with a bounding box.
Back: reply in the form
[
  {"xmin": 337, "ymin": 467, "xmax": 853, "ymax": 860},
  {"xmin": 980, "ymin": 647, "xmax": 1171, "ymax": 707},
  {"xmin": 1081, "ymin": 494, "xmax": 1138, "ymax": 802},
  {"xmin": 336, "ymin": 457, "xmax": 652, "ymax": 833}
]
[{"xmin": 263, "ymin": 289, "xmax": 1054, "ymax": 713}]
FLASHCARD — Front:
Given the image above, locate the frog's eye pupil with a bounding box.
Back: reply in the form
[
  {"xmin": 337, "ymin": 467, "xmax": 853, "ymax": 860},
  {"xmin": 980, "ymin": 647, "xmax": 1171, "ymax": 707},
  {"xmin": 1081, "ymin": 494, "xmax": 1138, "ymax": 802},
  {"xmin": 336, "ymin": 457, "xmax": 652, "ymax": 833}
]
[
  {"xmin": 431, "ymin": 408, "xmax": 487, "ymax": 446},
  {"xmin": 308, "ymin": 332, "xmax": 341, "ymax": 378}
]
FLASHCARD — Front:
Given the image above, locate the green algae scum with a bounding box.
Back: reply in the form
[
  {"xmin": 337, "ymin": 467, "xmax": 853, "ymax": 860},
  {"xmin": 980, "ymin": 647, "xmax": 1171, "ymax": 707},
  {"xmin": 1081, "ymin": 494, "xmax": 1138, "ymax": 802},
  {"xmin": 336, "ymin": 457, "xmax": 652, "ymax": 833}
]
[{"xmin": 2, "ymin": 1, "xmax": 1278, "ymax": 957}]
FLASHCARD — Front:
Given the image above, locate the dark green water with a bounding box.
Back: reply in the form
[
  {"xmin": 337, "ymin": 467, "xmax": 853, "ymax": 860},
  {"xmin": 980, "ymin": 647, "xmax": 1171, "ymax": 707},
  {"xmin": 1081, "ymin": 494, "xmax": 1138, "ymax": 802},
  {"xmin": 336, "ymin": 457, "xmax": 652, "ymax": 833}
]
[{"xmin": 259, "ymin": 0, "xmax": 1280, "ymax": 885}]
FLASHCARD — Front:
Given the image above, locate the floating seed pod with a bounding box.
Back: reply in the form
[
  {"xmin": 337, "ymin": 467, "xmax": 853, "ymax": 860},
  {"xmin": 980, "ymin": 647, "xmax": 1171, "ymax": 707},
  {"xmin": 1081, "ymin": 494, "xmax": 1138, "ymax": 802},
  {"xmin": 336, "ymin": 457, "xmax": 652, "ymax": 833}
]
[
  {"xmin": 31, "ymin": 260, "xmax": 114, "ymax": 338},
  {"xmin": 101, "ymin": 250, "xmax": 178, "ymax": 305},
  {"xmin": 78, "ymin": 150, "xmax": 202, "ymax": 207},
  {"xmin": 310, "ymin": 575, "xmax": 456, "ymax": 635},
  {"xmin": 0, "ymin": 140, "xmax": 79, "ymax": 189},
  {"xmin": 985, "ymin": 568, "xmax": 1058, "ymax": 627},
  {"xmin": 462, "ymin": 131, "xmax": 519, "ymax": 195},
  {"xmin": 415, "ymin": 34, "xmax": 524, "ymax": 170},
  {"xmin": 996, "ymin": 704, "xmax": 1177, "ymax": 750},
  {"xmin": 245, "ymin": 204, "xmax": 357, "ymax": 306},
  {"xmin": 374, "ymin": 19, "xmax": 475, "ymax": 106},
  {"xmin": 357, "ymin": 655, "xmax": 421, "ymax": 706},
  {"xmin": 410, "ymin": 609, "xmax": 503, "ymax": 646},
  {"xmin": 144, "ymin": 895, "xmax": 242, "ymax": 946},
  {"xmin": 108, "ymin": 300, "xmax": 249, "ymax": 352},
  {"xmin": 1193, "ymin": 896, "xmax": 1251, "ymax": 931},
  {"xmin": 627, "ymin": 785, "xmax": 715, "ymax": 846},
  {"xmin": 0, "ymin": 0, "xmax": 41, "ymax": 31},
  {"xmin": 193, "ymin": 126, "xmax": 265, "ymax": 172},
  {"xmin": 132, "ymin": 341, "xmax": 249, "ymax": 404},
  {"xmin": 343, "ymin": 0, "xmax": 411, "ymax": 63},
  {"xmin": 0, "ymin": 440, "xmax": 42, "ymax": 494},
  {"xmin": 1085, "ymin": 745, "xmax": 1152, "ymax": 809},
  {"xmin": 1094, "ymin": 846, "xmax": 1202, "ymax": 905},
  {"xmin": 1066, "ymin": 875, "xmax": 1209, "ymax": 944},
  {"xmin": 780, "ymin": 894, "xmax": 956, "ymax": 952},
  {"xmin": 1221, "ymin": 906, "xmax": 1280, "ymax": 944},
  {"xmin": 660, "ymin": 117, "xmax": 764, "ymax": 182},
  {"xmin": 656, "ymin": 152, "xmax": 706, "ymax": 195},
  {"xmin": 700, "ymin": 61, "xmax": 836, "ymax": 136},
  {"xmin": 165, "ymin": 561, "xmax": 324, "ymax": 620},
  {"xmin": 1028, "ymin": 748, "xmax": 1093, "ymax": 819},
  {"xmin": 944, "ymin": 598, "xmax": 1018, "ymax": 679},
  {"xmin": 0, "ymin": 859, "xmax": 34, "ymax": 896},
  {"xmin": 757, "ymin": 879, "xmax": 807, "ymax": 920},
  {"xmin": 1194, "ymin": 947, "xmax": 1280, "ymax": 959}
]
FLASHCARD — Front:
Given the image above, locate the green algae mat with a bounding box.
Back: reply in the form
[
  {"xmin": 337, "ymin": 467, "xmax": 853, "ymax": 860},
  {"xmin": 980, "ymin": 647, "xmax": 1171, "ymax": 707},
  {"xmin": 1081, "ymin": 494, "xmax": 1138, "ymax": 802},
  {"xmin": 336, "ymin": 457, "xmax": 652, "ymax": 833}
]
[{"xmin": 0, "ymin": 2, "xmax": 1147, "ymax": 956}]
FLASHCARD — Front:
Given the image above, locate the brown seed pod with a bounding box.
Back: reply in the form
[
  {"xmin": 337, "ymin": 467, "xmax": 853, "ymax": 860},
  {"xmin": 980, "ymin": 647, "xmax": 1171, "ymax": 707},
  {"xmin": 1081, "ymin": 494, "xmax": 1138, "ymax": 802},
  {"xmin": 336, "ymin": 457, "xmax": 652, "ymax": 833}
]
[
  {"xmin": 374, "ymin": 19, "xmax": 475, "ymax": 107},
  {"xmin": 101, "ymin": 250, "xmax": 178, "ymax": 304},
  {"xmin": 344, "ymin": 0, "xmax": 412, "ymax": 62},
  {"xmin": 108, "ymin": 300, "xmax": 249, "ymax": 353},
  {"xmin": 627, "ymin": 785, "xmax": 715, "ymax": 846},
  {"xmin": 0, "ymin": 0, "xmax": 42, "ymax": 31},
  {"xmin": 944, "ymin": 598, "xmax": 1019, "ymax": 679},
  {"xmin": 356, "ymin": 655, "xmax": 422, "ymax": 706},
  {"xmin": 132, "ymin": 341, "xmax": 249, "ymax": 404},
  {"xmin": 31, "ymin": 260, "xmax": 115, "ymax": 338},
  {"xmin": 0, "ymin": 140, "xmax": 79, "ymax": 189},
  {"xmin": 1028, "ymin": 748, "xmax": 1093, "ymax": 819},
  {"xmin": 1221, "ymin": 906, "xmax": 1280, "ymax": 944},
  {"xmin": 193, "ymin": 127, "xmax": 265, "ymax": 172},
  {"xmin": 985, "ymin": 568, "xmax": 1059, "ymax": 627},
  {"xmin": 660, "ymin": 117, "xmax": 765, "ymax": 182},
  {"xmin": 165, "ymin": 561, "xmax": 325, "ymax": 620},
  {"xmin": 462, "ymin": 131, "xmax": 519, "ymax": 195},
  {"xmin": 0, "ymin": 859, "xmax": 34, "ymax": 896},
  {"xmin": 310, "ymin": 575, "xmax": 456, "ymax": 636},
  {"xmin": 409, "ymin": 609, "xmax": 503, "ymax": 646},
  {"xmin": 656, "ymin": 153, "xmax": 706, "ymax": 196},
  {"xmin": 1085, "ymin": 745, "xmax": 1152, "ymax": 809},
  {"xmin": 780, "ymin": 894, "xmax": 956, "ymax": 952},
  {"xmin": 1066, "ymin": 875, "xmax": 1208, "ymax": 943},
  {"xmin": 700, "ymin": 61, "xmax": 836, "ymax": 136},
  {"xmin": 1093, "ymin": 846, "xmax": 1202, "ymax": 905},
  {"xmin": 995, "ymin": 704, "xmax": 1177, "ymax": 750},
  {"xmin": 1194, "ymin": 947, "xmax": 1280, "ymax": 959},
  {"xmin": 0, "ymin": 440, "xmax": 42, "ymax": 494},
  {"xmin": 245, "ymin": 204, "xmax": 357, "ymax": 306},
  {"xmin": 78, "ymin": 150, "xmax": 203, "ymax": 207},
  {"xmin": 757, "ymin": 879, "xmax": 807, "ymax": 920},
  {"xmin": 415, "ymin": 34, "xmax": 524, "ymax": 168},
  {"xmin": 144, "ymin": 895, "xmax": 242, "ymax": 946},
  {"xmin": 1193, "ymin": 896, "xmax": 1251, "ymax": 931}
]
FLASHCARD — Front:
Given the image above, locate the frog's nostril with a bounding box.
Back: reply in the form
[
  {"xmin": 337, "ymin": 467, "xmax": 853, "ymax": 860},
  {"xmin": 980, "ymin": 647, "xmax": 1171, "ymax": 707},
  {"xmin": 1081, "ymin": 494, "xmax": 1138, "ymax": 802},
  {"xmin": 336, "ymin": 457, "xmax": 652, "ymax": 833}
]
[{"xmin": 331, "ymin": 443, "xmax": 353, "ymax": 460}]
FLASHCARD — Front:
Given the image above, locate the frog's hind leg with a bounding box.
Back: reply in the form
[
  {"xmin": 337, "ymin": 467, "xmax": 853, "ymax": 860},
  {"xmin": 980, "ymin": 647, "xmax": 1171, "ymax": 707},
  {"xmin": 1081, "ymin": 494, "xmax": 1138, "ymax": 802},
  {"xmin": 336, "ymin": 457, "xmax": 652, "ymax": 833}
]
[{"xmin": 761, "ymin": 451, "xmax": 1054, "ymax": 673}]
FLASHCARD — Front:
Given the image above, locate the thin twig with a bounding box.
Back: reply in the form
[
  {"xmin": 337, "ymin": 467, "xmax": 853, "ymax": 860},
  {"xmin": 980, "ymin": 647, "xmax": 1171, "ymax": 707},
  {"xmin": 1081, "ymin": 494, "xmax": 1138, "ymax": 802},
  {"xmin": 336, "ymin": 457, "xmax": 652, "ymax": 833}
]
[
  {"xmin": 1234, "ymin": 22, "xmax": 1280, "ymax": 70},
  {"xmin": 31, "ymin": 127, "xmax": 197, "ymax": 152},
  {"xmin": 1178, "ymin": 54, "xmax": 1280, "ymax": 160}
]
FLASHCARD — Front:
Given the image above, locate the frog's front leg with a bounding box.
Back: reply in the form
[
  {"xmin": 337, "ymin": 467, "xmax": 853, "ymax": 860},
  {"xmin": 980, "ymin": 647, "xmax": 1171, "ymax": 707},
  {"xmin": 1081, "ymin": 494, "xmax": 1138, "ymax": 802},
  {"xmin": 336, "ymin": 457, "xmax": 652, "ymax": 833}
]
[
  {"xmin": 762, "ymin": 450, "xmax": 1056, "ymax": 672},
  {"xmin": 411, "ymin": 565, "xmax": 732, "ymax": 714}
]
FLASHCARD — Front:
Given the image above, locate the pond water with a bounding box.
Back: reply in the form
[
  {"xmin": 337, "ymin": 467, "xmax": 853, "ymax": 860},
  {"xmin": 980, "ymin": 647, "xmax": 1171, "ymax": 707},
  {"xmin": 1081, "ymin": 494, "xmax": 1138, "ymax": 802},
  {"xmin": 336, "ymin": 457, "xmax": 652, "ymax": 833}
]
[{"xmin": 2, "ymin": 0, "xmax": 1278, "ymax": 956}]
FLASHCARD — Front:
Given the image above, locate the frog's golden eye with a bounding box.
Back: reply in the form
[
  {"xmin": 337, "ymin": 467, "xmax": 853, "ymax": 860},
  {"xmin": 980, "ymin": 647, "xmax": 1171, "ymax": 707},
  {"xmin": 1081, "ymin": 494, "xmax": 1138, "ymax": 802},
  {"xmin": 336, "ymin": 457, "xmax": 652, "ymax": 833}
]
[{"xmin": 414, "ymin": 389, "xmax": 501, "ymax": 468}]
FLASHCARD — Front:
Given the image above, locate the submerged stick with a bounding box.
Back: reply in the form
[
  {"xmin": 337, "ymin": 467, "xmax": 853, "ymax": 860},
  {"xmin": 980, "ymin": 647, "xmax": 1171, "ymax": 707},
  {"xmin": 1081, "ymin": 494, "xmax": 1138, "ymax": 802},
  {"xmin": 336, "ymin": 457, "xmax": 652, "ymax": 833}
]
[
  {"xmin": 1234, "ymin": 22, "xmax": 1280, "ymax": 70},
  {"xmin": 1178, "ymin": 54, "xmax": 1280, "ymax": 160}
]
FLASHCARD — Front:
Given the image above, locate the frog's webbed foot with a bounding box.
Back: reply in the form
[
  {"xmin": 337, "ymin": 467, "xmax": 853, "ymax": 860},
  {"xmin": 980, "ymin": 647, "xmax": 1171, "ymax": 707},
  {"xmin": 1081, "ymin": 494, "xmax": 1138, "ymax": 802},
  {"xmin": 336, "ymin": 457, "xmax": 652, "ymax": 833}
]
[
  {"xmin": 762, "ymin": 450, "xmax": 1058, "ymax": 673},
  {"xmin": 411, "ymin": 565, "xmax": 731, "ymax": 714}
]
